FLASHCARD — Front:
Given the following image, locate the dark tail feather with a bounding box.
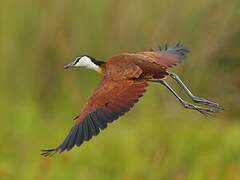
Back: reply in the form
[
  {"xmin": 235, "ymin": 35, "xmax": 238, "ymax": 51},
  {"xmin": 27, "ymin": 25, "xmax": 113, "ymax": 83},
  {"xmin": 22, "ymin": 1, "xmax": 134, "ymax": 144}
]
[{"xmin": 157, "ymin": 42, "xmax": 190, "ymax": 62}]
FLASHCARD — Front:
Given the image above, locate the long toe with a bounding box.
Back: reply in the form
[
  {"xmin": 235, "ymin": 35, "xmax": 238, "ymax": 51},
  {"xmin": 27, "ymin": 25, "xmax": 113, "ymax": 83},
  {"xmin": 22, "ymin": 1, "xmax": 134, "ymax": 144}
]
[
  {"xmin": 183, "ymin": 102, "xmax": 218, "ymax": 116},
  {"xmin": 193, "ymin": 97, "xmax": 224, "ymax": 111},
  {"xmin": 195, "ymin": 107, "xmax": 217, "ymax": 117}
]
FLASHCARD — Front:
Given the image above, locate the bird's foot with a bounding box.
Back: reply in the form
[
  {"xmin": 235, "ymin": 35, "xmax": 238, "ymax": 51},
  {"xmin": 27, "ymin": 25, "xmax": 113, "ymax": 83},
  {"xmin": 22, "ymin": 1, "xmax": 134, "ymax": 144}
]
[
  {"xmin": 192, "ymin": 96, "xmax": 224, "ymax": 111},
  {"xmin": 183, "ymin": 101, "xmax": 217, "ymax": 116}
]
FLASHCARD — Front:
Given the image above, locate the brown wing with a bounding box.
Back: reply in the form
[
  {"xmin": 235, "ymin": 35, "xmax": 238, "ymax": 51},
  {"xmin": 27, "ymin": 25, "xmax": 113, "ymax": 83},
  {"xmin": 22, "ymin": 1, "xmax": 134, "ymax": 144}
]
[{"xmin": 41, "ymin": 71, "xmax": 147, "ymax": 156}]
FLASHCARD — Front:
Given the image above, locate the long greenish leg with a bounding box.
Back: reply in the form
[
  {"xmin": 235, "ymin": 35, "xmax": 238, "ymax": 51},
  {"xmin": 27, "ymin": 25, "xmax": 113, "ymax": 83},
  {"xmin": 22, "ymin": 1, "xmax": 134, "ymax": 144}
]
[
  {"xmin": 169, "ymin": 72, "xmax": 223, "ymax": 110},
  {"xmin": 149, "ymin": 79, "xmax": 217, "ymax": 116}
]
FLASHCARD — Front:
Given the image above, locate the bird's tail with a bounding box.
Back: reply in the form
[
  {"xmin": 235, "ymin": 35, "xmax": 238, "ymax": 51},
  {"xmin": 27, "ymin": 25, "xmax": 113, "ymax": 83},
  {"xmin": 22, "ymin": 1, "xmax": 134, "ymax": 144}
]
[{"xmin": 151, "ymin": 42, "xmax": 190, "ymax": 62}]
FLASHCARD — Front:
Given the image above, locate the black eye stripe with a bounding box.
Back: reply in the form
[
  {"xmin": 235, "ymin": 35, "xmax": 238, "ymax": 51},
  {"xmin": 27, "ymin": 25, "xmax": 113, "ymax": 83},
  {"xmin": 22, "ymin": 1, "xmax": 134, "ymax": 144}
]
[
  {"xmin": 74, "ymin": 57, "xmax": 81, "ymax": 64},
  {"xmin": 72, "ymin": 55, "xmax": 105, "ymax": 66}
]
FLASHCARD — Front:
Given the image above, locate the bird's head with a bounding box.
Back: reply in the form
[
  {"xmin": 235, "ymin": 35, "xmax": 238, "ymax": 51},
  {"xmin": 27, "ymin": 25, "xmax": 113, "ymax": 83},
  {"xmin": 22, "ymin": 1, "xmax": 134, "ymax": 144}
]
[{"xmin": 64, "ymin": 55, "xmax": 104, "ymax": 73}]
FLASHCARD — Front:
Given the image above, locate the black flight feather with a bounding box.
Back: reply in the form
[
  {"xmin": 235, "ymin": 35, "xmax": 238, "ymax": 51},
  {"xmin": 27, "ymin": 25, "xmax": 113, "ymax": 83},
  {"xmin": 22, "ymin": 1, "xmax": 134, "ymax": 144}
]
[{"xmin": 40, "ymin": 108, "xmax": 122, "ymax": 156}]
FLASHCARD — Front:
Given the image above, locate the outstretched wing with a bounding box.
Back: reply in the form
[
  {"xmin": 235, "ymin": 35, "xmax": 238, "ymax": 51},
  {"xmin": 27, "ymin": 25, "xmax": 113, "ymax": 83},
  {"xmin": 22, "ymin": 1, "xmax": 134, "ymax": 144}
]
[{"xmin": 41, "ymin": 77, "xmax": 147, "ymax": 156}]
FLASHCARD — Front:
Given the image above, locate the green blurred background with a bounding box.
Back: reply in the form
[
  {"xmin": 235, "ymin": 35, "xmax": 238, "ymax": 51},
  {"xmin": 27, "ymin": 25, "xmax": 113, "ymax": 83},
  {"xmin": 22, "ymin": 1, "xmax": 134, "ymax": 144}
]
[{"xmin": 1, "ymin": 0, "xmax": 240, "ymax": 179}]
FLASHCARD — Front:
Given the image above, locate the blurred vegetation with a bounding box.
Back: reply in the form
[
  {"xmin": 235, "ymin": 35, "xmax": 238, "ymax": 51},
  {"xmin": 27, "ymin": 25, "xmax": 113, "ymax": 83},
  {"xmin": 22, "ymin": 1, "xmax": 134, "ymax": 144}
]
[{"xmin": 0, "ymin": 0, "xmax": 240, "ymax": 179}]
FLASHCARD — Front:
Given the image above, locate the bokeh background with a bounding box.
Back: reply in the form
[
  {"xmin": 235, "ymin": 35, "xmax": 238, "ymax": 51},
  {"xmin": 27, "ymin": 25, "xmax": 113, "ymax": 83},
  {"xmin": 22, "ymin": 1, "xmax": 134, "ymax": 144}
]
[{"xmin": 1, "ymin": 0, "xmax": 240, "ymax": 179}]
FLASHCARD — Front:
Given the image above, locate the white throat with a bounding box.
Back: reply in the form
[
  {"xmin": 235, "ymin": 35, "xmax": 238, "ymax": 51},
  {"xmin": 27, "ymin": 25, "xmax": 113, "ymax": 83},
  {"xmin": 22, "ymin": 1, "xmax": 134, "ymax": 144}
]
[{"xmin": 75, "ymin": 56, "xmax": 101, "ymax": 72}]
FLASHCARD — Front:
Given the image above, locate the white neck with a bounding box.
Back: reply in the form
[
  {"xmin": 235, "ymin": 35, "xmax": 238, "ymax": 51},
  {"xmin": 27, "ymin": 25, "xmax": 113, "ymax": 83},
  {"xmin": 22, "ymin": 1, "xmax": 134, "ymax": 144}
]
[{"xmin": 75, "ymin": 56, "xmax": 102, "ymax": 73}]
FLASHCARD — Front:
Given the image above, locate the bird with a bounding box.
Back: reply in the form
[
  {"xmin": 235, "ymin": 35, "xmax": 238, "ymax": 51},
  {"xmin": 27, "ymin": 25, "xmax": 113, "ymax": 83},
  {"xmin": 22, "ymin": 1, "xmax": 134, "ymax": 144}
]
[{"xmin": 41, "ymin": 42, "xmax": 223, "ymax": 156}]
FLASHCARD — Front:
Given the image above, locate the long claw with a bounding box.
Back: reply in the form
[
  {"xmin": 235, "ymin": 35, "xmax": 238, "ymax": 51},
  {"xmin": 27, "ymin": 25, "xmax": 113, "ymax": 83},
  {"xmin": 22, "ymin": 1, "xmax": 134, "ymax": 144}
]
[
  {"xmin": 183, "ymin": 101, "xmax": 217, "ymax": 116},
  {"xmin": 192, "ymin": 96, "xmax": 224, "ymax": 111},
  {"xmin": 196, "ymin": 108, "xmax": 216, "ymax": 117}
]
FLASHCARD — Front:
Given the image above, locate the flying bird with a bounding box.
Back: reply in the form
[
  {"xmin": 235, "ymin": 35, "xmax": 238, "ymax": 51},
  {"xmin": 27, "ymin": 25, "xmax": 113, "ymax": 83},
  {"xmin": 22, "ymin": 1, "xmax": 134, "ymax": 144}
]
[{"xmin": 41, "ymin": 43, "xmax": 223, "ymax": 156}]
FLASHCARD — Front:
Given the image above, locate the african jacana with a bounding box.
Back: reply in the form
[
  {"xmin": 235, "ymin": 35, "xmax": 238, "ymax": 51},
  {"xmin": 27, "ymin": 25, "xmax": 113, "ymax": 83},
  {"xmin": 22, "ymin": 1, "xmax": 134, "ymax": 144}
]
[{"xmin": 41, "ymin": 43, "xmax": 223, "ymax": 156}]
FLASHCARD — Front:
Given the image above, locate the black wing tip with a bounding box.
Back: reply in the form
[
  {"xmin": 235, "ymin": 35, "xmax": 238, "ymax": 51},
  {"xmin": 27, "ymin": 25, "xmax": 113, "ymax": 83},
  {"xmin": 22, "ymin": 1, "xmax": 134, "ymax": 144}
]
[
  {"xmin": 40, "ymin": 108, "xmax": 123, "ymax": 157},
  {"xmin": 40, "ymin": 112, "xmax": 104, "ymax": 157},
  {"xmin": 152, "ymin": 42, "xmax": 190, "ymax": 61},
  {"xmin": 40, "ymin": 148, "xmax": 57, "ymax": 157}
]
